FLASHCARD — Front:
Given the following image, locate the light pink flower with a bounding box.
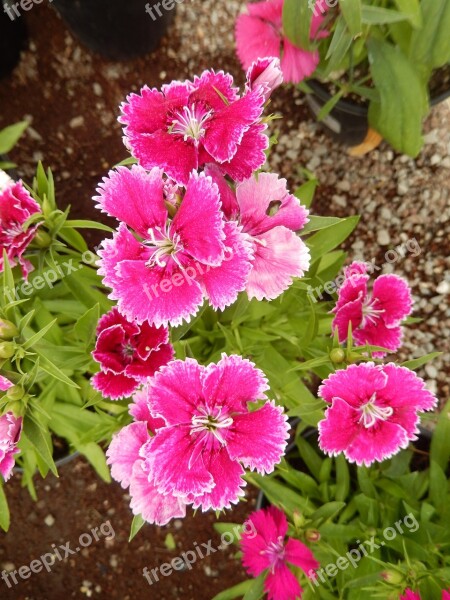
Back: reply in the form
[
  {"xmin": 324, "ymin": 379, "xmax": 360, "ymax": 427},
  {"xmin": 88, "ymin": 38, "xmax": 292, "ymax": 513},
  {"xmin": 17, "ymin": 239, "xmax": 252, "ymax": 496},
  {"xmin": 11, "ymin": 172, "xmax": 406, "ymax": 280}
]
[
  {"xmin": 96, "ymin": 165, "xmax": 253, "ymax": 327},
  {"xmin": 0, "ymin": 172, "xmax": 42, "ymax": 279},
  {"xmin": 141, "ymin": 355, "xmax": 289, "ymax": 511},
  {"xmin": 119, "ymin": 70, "xmax": 268, "ymax": 186},
  {"xmin": 0, "ymin": 412, "xmax": 22, "ymax": 481},
  {"xmin": 91, "ymin": 307, "xmax": 174, "ymax": 400},
  {"xmin": 246, "ymin": 57, "xmax": 284, "ymax": 102},
  {"xmin": 241, "ymin": 506, "xmax": 319, "ymax": 600},
  {"xmin": 332, "ymin": 261, "xmax": 413, "ymax": 357},
  {"xmin": 236, "ymin": 0, "xmax": 329, "ymax": 84},
  {"xmin": 206, "ymin": 168, "xmax": 310, "ymax": 300},
  {"xmin": 318, "ymin": 362, "xmax": 437, "ymax": 467},
  {"xmin": 106, "ymin": 389, "xmax": 186, "ymax": 526},
  {"xmin": 0, "ymin": 375, "xmax": 13, "ymax": 392}
]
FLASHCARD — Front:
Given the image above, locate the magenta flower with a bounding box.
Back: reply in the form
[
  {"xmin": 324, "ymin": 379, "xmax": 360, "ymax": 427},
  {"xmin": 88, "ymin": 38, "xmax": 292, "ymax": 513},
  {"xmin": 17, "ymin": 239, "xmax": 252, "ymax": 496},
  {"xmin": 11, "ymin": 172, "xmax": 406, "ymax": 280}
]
[
  {"xmin": 332, "ymin": 261, "xmax": 413, "ymax": 356},
  {"xmin": 236, "ymin": 0, "xmax": 329, "ymax": 84},
  {"xmin": 0, "ymin": 375, "xmax": 13, "ymax": 392},
  {"xmin": 206, "ymin": 168, "xmax": 310, "ymax": 300},
  {"xmin": 246, "ymin": 57, "xmax": 284, "ymax": 102},
  {"xmin": 400, "ymin": 592, "xmax": 421, "ymax": 600},
  {"xmin": 140, "ymin": 355, "xmax": 289, "ymax": 511},
  {"xmin": 318, "ymin": 362, "xmax": 437, "ymax": 467},
  {"xmin": 0, "ymin": 412, "xmax": 22, "ymax": 481},
  {"xmin": 0, "ymin": 171, "xmax": 42, "ymax": 279},
  {"xmin": 91, "ymin": 307, "xmax": 174, "ymax": 400},
  {"xmin": 96, "ymin": 165, "xmax": 253, "ymax": 327},
  {"xmin": 119, "ymin": 70, "xmax": 268, "ymax": 186},
  {"xmin": 241, "ymin": 506, "xmax": 319, "ymax": 600},
  {"xmin": 107, "ymin": 389, "xmax": 187, "ymax": 526}
]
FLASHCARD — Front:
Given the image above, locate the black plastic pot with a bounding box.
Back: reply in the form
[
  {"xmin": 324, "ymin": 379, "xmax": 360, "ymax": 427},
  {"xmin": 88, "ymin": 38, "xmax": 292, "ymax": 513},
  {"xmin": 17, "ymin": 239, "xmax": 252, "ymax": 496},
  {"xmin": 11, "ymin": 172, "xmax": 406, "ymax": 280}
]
[
  {"xmin": 51, "ymin": 0, "xmax": 176, "ymax": 60},
  {"xmin": 0, "ymin": 5, "xmax": 28, "ymax": 79},
  {"xmin": 305, "ymin": 78, "xmax": 450, "ymax": 150}
]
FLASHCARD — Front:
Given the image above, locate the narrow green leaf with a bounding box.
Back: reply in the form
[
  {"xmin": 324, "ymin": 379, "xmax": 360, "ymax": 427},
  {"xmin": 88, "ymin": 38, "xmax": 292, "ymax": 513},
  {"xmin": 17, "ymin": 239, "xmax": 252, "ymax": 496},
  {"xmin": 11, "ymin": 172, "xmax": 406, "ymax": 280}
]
[
  {"xmin": 0, "ymin": 482, "xmax": 10, "ymax": 531},
  {"xmin": 402, "ymin": 352, "xmax": 442, "ymax": 370},
  {"xmin": 283, "ymin": 0, "xmax": 314, "ymax": 50},
  {"xmin": 294, "ymin": 179, "xmax": 317, "ymax": 209},
  {"xmin": 129, "ymin": 514, "xmax": 146, "ymax": 542},
  {"xmin": 211, "ymin": 580, "xmax": 256, "ymax": 600},
  {"xmin": 0, "ymin": 121, "xmax": 28, "ymax": 154},
  {"xmin": 22, "ymin": 319, "xmax": 57, "ymax": 350},
  {"xmin": 64, "ymin": 220, "xmax": 115, "ymax": 233},
  {"xmin": 22, "ymin": 416, "xmax": 58, "ymax": 477},
  {"xmin": 340, "ymin": 0, "xmax": 362, "ymax": 36},
  {"xmin": 361, "ymin": 5, "xmax": 412, "ymax": 24},
  {"xmin": 410, "ymin": 0, "xmax": 450, "ymax": 70}
]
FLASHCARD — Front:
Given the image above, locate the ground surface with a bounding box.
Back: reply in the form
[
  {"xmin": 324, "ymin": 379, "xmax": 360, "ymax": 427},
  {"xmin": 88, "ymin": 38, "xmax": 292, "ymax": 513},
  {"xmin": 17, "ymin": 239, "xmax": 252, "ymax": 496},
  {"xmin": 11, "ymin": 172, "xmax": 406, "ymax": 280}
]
[{"xmin": 0, "ymin": 0, "xmax": 449, "ymax": 599}]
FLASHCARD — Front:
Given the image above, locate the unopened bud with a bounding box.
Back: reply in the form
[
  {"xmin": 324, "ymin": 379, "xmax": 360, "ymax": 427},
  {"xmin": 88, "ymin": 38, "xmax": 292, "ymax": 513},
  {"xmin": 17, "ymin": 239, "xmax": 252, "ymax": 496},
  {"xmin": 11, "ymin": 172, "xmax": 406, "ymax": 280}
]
[
  {"xmin": 7, "ymin": 400, "xmax": 23, "ymax": 417},
  {"xmin": 381, "ymin": 570, "xmax": 404, "ymax": 585},
  {"xmin": 0, "ymin": 319, "xmax": 19, "ymax": 340},
  {"xmin": 305, "ymin": 529, "xmax": 321, "ymax": 543},
  {"xmin": 330, "ymin": 348, "xmax": 346, "ymax": 364},
  {"xmin": 293, "ymin": 512, "xmax": 306, "ymax": 529},
  {"xmin": 6, "ymin": 385, "xmax": 25, "ymax": 401},
  {"xmin": 34, "ymin": 229, "xmax": 52, "ymax": 248},
  {"xmin": 0, "ymin": 342, "xmax": 15, "ymax": 359}
]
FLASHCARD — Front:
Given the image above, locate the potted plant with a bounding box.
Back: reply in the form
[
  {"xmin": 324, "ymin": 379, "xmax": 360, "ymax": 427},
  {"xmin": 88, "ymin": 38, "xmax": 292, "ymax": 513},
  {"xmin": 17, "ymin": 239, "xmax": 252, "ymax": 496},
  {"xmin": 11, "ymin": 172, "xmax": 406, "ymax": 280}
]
[
  {"xmin": 235, "ymin": 0, "xmax": 450, "ymax": 156},
  {"xmin": 51, "ymin": 0, "xmax": 177, "ymax": 60}
]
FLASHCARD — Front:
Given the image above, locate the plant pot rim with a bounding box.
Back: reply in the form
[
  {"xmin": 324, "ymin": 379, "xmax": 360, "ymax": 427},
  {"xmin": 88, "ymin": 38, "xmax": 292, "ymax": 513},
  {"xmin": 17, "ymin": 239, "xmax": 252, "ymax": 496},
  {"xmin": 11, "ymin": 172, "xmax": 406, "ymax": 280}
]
[{"xmin": 13, "ymin": 450, "xmax": 80, "ymax": 474}]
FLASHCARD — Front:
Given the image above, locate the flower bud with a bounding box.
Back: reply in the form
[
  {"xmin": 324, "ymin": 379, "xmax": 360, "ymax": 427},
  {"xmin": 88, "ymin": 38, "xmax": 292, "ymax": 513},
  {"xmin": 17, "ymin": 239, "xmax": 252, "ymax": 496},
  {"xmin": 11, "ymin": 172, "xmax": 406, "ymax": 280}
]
[
  {"xmin": 293, "ymin": 511, "xmax": 306, "ymax": 529},
  {"xmin": 381, "ymin": 570, "xmax": 404, "ymax": 585},
  {"xmin": 0, "ymin": 342, "xmax": 15, "ymax": 359},
  {"xmin": 7, "ymin": 400, "xmax": 23, "ymax": 417},
  {"xmin": 34, "ymin": 229, "xmax": 52, "ymax": 248},
  {"xmin": 6, "ymin": 385, "xmax": 25, "ymax": 401},
  {"xmin": 330, "ymin": 348, "xmax": 346, "ymax": 364},
  {"xmin": 246, "ymin": 57, "xmax": 283, "ymax": 102},
  {"xmin": 0, "ymin": 319, "xmax": 19, "ymax": 340},
  {"xmin": 305, "ymin": 529, "xmax": 321, "ymax": 543}
]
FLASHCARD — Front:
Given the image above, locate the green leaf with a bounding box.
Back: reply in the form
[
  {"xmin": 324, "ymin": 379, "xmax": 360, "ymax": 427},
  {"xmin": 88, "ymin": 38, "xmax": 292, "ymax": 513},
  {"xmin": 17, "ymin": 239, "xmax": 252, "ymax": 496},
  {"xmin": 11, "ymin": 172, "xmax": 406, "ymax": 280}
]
[
  {"xmin": 37, "ymin": 354, "xmax": 79, "ymax": 388},
  {"xmin": 22, "ymin": 415, "xmax": 58, "ymax": 477},
  {"xmin": 307, "ymin": 216, "xmax": 359, "ymax": 262},
  {"xmin": 213, "ymin": 523, "xmax": 242, "ymax": 545},
  {"xmin": 294, "ymin": 179, "xmax": 318, "ymax": 209},
  {"xmin": 243, "ymin": 574, "xmax": 266, "ymax": 600},
  {"xmin": 283, "ymin": 0, "xmax": 314, "ymax": 50},
  {"xmin": 129, "ymin": 514, "xmax": 146, "ymax": 542},
  {"xmin": 402, "ymin": 352, "xmax": 442, "ymax": 370},
  {"xmin": 74, "ymin": 304, "xmax": 100, "ymax": 348},
  {"xmin": 410, "ymin": 0, "xmax": 450, "ymax": 70},
  {"xmin": 340, "ymin": 0, "xmax": 362, "ymax": 36},
  {"xmin": 367, "ymin": 38, "xmax": 428, "ymax": 157},
  {"xmin": 22, "ymin": 319, "xmax": 57, "ymax": 350},
  {"xmin": 0, "ymin": 121, "xmax": 28, "ymax": 154},
  {"xmin": 361, "ymin": 5, "xmax": 413, "ymax": 24},
  {"xmin": 317, "ymin": 90, "xmax": 346, "ymax": 121},
  {"xmin": 211, "ymin": 580, "xmax": 257, "ymax": 600},
  {"xmin": 430, "ymin": 400, "xmax": 450, "ymax": 472},
  {"xmin": 393, "ymin": 0, "xmax": 422, "ymax": 27},
  {"xmin": 0, "ymin": 482, "xmax": 10, "ymax": 531},
  {"xmin": 302, "ymin": 216, "xmax": 342, "ymax": 234},
  {"xmin": 335, "ymin": 455, "xmax": 350, "ymax": 502},
  {"xmin": 77, "ymin": 442, "xmax": 111, "ymax": 483},
  {"xmin": 64, "ymin": 220, "xmax": 115, "ymax": 233},
  {"xmin": 323, "ymin": 18, "xmax": 354, "ymax": 76},
  {"xmin": 310, "ymin": 501, "xmax": 346, "ymax": 525}
]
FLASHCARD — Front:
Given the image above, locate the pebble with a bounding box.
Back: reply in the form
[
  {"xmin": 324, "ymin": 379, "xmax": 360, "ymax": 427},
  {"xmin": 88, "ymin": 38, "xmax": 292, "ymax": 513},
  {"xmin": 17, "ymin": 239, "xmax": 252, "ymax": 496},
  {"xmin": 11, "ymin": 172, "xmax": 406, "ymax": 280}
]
[
  {"xmin": 377, "ymin": 229, "xmax": 391, "ymax": 245},
  {"xmin": 69, "ymin": 116, "xmax": 85, "ymax": 129},
  {"xmin": 44, "ymin": 514, "xmax": 55, "ymax": 527},
  {"xmin": 436, "ymin": 281, "xmax": 450, "ymax": 295}
]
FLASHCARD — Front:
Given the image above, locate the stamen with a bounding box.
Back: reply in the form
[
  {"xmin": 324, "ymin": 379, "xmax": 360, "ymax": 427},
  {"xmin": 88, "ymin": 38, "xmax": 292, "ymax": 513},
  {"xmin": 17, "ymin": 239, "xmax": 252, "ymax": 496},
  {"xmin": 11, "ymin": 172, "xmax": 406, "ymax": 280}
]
[
  {"xmin": 170, "ymin": 104, "xmax": 213, "ymax": 144},
  {"xmin": 359, "ymin": 393, "xmax": 393, "ymax": 428},
  {"xmin": 190, "ymin": 408, "xmax": 234, "ymax": 446},
  {"xmin": 145, "ymin": 223, "xmax": 184, "ymax": 269}
]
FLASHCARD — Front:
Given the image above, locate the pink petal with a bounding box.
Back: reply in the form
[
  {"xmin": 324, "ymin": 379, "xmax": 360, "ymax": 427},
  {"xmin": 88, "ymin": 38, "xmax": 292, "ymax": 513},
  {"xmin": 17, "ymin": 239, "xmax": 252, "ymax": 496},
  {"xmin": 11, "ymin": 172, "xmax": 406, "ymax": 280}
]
[
  {"xmin": 98, "ymin": 222, "xmax": 146, "ymax": 291},
  {"xmin": 148, "ymin": 358, "xmax": 204, "ymax": 425},
  {"xmin": 333, "ymin": 274, "xmax": 368, "ymax": 313},
  {"xmin": 241, "ymin": 507, "xmax": 288, "ymax": 575},
  {"xmin": 247, "ymin": 0, "xmax": 283, "ymax": 22},
  {"xmin": 189, "ymin": 447, "xmax": 245, "ymax": 511},
  {"xmin": 400, "ymin": 590, "xmax": 421, "ymax": 600},
  {"xmin": 106, "ymin": 422, "xmax": 149, "ymax": 488},
  {"xmin": 119, "ymin": 85, "xmax": 173, "ymax": 134},
  {"xmin": 94, "ymin": 166, "xmax": 166, "ymax": 237},
  {"xmin": 281, "ymin": 38, "xmax": 319, "ymax": 84},
  {"xmin": 93, "ymin": 324, "xmax": 128, "ymax": 374},
  {"xmin": 285, "ymin": 538, "xmax": 320, "ymax": 574},
  {"xmin": 246, "ymin": 227, "xmax": 310, "ymax": 301},
  {"xmin": 265, "ymin": 563, "xmax": 303, "ymax": 600},
  {"xmin": 171, "ymin": 171, "xmax": 225, "ymax": 266},
  {"xmin": 200, "ymin": 222, "xmax": 254, "ymax": 310},
  {"xmin": 129, "ymin": 461, "xmax": 187, "ymax": 526},
  {"xmin": 0, "ymin": 454, "xmax": 17, "ymax": 482},
  {"xmin": 125, "ymin": 343, "xmax": 174, "ymax": 380},
  {"xmin": 191, "ymin": 70, "xmax": 239, "ymax": 109},
  {"xmin": 129, "ymin": 387, "xmax": 166, "ymax": 433},
  {"xmin": 353, "ymin": 320, "xmax": 402, "ymax": 355},
  {"xmin": 227, "ymin": 401, "xmax": 289, "ymax": 474},
  {"xmin": 236, "ymin": 14, "xmax": 281, "ymax": 70},
  {"xmin": 204, "ymin": 164, "xmax": 240, "ymax": 220},
  {"xmin": 0, "ymin": 375, "xmax": 13, "ymax": 391},
  {"xmin": 319, "ymin": 362, "xmax": 388, "ymax": 408},
  {"xmin": 372, "ymin": 274, "xmax": 413, "ymax": 326},
  {"xmin": 219, "ymin": 123, "xmax": 268, "ymax": 183},
  {"xmin": 144, "ymin": 427, "xmax": 214, "ymax": 497},
  {"xmin": 246, "ymin": 57, "xmax": 284, "ymax": 102},
  {"xmin": 92, "ymin": 371, "xmax": 138, "ymax": 400},
  {"xmin": 379, "ymin": 364, "xmax": 437, "ymax": 412},
  {"xmin": 332, "ymin": 297, "xmax": 364, "ymax": 343}
]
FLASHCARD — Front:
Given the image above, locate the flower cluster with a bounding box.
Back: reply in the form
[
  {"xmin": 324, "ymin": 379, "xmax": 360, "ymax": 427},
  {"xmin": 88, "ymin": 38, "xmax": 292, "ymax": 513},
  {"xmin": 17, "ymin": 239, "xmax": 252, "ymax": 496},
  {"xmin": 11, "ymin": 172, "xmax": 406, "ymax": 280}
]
[
  {"xmin": 106, "ymin": 355, "xmax": 289, "ymax": 525},
  {"xmin": 0, "ymin": 170, "xmax": 42, "ymax": 279}
]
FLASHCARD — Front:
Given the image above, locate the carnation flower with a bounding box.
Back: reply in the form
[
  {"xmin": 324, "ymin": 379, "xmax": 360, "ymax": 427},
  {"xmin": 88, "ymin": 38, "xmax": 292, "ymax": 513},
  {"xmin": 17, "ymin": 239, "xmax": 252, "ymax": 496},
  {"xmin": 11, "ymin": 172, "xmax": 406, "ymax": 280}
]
[
  {"xmin": 0, "ymin": 375, "xmax": 13, "ymax": 391},
  {"xmin": 119, "ymin": 70, "xmax": 268, "ymax": 186},
  {"xmin": 91, "ymin": 307, "xmax": 174, "ymax": 400},
  {"xmin": 0, "ymin": 412, "xmax": 22, "ymax": 481},
  {"xmin": 140, "ymin": 355, "xmax": 289, "ymax": 511},
  {"xmin": 400, "ymin": 592, "xmax": 421, "ymax": 600},
  {"xmin": 318, "ymin": 362, "xmax": 437, "ymax": 467},
  {"xmin": 96, "ymin": 165, "xmax": 253, "ymax": 327},
  {"xmin": 206, "ymin": 168, "xmax": 310, "ymax": 300},
  {"xmin": 236, "ymin": 0, "xmax": 329, "ymax": 84},
  {"xmin": 241, "ymin": 506, "xmax": 319, "ymax": 600},
  {"xmin": 332, "ymin": 261, "xmax": 413, "ymax": 356},
  {"xmin": 0, "ymin": 170, "xmax": 42, "ymax": 278},
  {"xmin": 106, "ymin": 389, "xmax": 187, "ymax": 526},
  {"xmin": 245, "ymin": 56, "xmax": 284, "ymax": 102}
]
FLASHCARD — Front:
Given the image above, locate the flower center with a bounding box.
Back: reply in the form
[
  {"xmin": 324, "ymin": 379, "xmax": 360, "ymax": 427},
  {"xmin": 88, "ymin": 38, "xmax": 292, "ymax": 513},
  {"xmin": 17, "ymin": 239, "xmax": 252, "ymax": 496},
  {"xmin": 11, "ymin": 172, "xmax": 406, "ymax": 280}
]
[
  {"xmin": 145, "ymin": 223, "xmax": 184, "ymax": 269},
  {"xmin": 122, "ymin": 343, "xmax": 135, "ymax": 360},
  {"xmin": 170, "ymin": 104, "xmax": 213, "ymax": 144},
  {"xmin": 190, "ymin": 407, "xmax": 233, "ymax": 446},
  {"xmin": 359, "ymin": 393, "xmax": 393, "ymax": 429},
  {"xmin": 361, "ymin": 297, "xmax": 385, "ymax": 326},
  {"xmin": 261, "ymin": 536, "xmax": 286, "ymax": 572},
  {"xmin": 1, "ymin": 221, "xmax": 23, "ymax": 242}
]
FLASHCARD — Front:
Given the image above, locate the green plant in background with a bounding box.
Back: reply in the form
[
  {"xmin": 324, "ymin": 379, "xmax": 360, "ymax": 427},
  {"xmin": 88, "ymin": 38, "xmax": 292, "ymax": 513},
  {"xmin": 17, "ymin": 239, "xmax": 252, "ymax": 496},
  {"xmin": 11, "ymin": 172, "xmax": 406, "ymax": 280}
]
[{"xmin": 0, "ymin": 121, "xmax": 28, "ymax": 170}]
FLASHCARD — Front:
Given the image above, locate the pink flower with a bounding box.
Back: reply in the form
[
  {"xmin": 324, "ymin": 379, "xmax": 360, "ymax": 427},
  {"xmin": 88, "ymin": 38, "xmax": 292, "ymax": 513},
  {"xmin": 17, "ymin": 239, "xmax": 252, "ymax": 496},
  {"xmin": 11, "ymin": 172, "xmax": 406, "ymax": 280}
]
[
  {"xmin": 106, "ymin": 389, "xmax": 187, "ymax": 526},
  {"xmin": 318, "ymin": 362, "xmax": 437, "ymax": 467},
  {"xmin": 91, "ymin": 307, "xmax": 174, "ymax": 400},
  {"xmin": 96, "ymin": 166, "xmax": 253, "ymax": 327},
  {"xmin": 119, "ymin": 70, "xmax": 268, "ymax": 186},
  {"xmin": 0, "ymin": 412, "xmax": 22, "ymax": 481},
  {"xmin": 332, "ymin": 261, "xmax": 413, "ymax": 356},
  {"xmin": 241, "ymin": 506, "xmax": 319, "ymax": 600},
  {"xmin": 0, "ymin": 171, "xmax": 42, "ymax": 279},
  {"xmin": 141, "ymin": 355, "xmax": 289, "ymax": 511},
  {"xmin": 236, "ymin": 0, "xmax": 329, "ymax": 84},
  {"xmin": 206, "ymin": 168, "xmax": 310, "ymax": 300},
  {"xmin": 400, "ymin": 591, "xmax": 421, "ymax": 600},
  {"xmin": 0, "ymin": 375, "xmax": 13, "ymax": 392},
  {"xmin": 246, "ymin": 57, "xmax": 284, "ymax": 102}
]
